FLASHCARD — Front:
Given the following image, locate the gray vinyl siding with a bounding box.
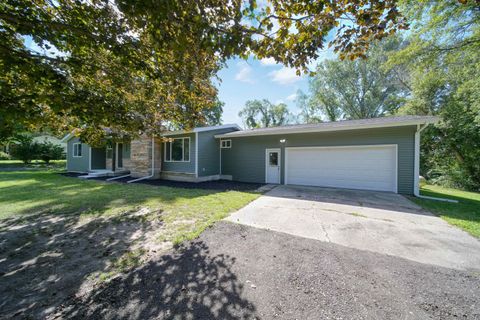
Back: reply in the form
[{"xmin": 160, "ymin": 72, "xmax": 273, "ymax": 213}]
[
  {"xmin": 197, "ymin": 128, "xmax": 239, "ymax": 177},
  {"xmin": 221, "ymin": 126, "xmax": 416, "ymax": 194},
  {"xmin": 162, "ymin": 133, "xmax": 196, "ymax": 174},
  {"xmin": 66, "ymin": 137, "xmax": 90, "ymax": 172}
]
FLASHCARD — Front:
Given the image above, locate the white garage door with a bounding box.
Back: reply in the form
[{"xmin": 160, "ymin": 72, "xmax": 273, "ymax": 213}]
[{"xmin": 285, "ymin": 145, "xmax": 397, "ymax": 193}]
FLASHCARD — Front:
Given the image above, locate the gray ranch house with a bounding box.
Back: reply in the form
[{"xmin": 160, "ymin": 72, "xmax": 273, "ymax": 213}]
[{"xmin": 62, "ymin": 115, "xmax": 438, "ymax": 195}]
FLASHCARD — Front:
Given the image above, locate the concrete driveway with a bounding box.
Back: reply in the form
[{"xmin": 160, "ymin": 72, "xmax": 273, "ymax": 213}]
[{"xmin": 226, "ymin": 185, "xmax": 480, "ymax": 271}]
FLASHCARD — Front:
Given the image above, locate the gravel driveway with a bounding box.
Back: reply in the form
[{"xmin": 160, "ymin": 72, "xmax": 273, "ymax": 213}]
[{"xmin": 54, "ymin": 222, "xmax": 480, "ymax": 320}]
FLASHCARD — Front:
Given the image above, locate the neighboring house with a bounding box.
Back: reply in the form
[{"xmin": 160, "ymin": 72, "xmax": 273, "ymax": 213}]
[
  {"xmin": 33, "ymin": 135, "xmax": 67, "ymax": 153},
  {"xmin": 62, "ymin": 115, "xmax": 438, "ymax": 195}
]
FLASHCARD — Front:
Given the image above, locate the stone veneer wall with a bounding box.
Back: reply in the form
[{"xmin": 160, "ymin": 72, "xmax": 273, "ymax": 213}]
[{"xmin": 128, "ymin": 136, "xmax": 162, "ymax": 178}]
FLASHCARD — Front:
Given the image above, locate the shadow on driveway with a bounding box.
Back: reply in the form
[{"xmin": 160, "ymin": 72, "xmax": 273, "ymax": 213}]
[
  {"xmin": 54, "ymin": 222, "xmax": 480, "ymax": 319},
  {"xmin": 53, "ymin": 240, "xmax": 256, "ymax": 319}
]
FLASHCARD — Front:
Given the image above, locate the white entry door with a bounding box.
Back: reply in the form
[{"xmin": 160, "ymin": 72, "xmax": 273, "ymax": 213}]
[
  {"xmin": 285, "ymin": 145, "xmax": 397, "ymax": 192},
  {"xmin": 265, "ymin": 148, "xmax": 281, "ymax": 184}
]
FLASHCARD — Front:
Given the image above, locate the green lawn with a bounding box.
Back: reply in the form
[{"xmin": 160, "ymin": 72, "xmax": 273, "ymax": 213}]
[
  {"xmin": 0, "ymin": 170, "xmax": 260, "ymax": 242},
  {"xmin": 412, "ymin": 184, "xmax": 480, "ymax": 238},
  {"xmin": 0, "ymin": 159, "xmax": 66, "ymax": 169},
  {"xmin": 0, "ymin": 170, "xmax": 261, "ymax": 312}
]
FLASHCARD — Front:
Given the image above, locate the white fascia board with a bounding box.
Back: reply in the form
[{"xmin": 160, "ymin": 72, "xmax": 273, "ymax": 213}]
[
  {"xmin": 162, "ymin": 124, "xmax": 242, "ymax": 137},
  {"xmin": 214, "ymin": 118, "xmax": 439, "ymax": 139},
  {"xmin": 60, "ymin": 133, "xmax": 74, "ymax": 143}
]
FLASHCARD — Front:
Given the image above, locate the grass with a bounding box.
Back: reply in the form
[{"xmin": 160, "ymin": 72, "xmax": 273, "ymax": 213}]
[
  {"xmin": 0, "ymin": 159, "xmax": 66, "ymax": 169},
  {"xmin": 411, "ymin": 184, "xmax": 480, "ymax": 238},
  {"xmin": 0, "ymin": 170, "xmax": 260, "ymax": 241}
]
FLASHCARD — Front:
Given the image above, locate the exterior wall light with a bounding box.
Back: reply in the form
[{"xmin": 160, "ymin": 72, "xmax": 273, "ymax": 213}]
[{"xmin": 280, "ymin": 139, "xmax": 286, "ymax": 143}]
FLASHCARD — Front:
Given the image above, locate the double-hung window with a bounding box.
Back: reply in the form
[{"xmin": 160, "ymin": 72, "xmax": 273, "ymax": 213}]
[
  {"xmin": 73, "ymin": 143, "xmax": 82, "ymax": 157},
  {"xmin": 164, "ymin": 138, "xmax": 190, "ymax": 162}
]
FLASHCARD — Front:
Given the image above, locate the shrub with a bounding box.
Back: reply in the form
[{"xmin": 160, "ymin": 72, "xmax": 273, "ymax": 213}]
[
  {"xmin": 38, "ymin": 142, "xmax": 65, "ymax": 164},
  {"xmin": 10, "ymin": 135, "xmax": 41, "ymax": 164},
  {"xmin": 0, "ymin": 151, "xmax": 10, "ymax": 160}
]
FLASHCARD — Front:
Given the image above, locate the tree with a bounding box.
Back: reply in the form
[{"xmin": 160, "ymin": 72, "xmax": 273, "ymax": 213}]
[
  {"xmin": 307, "ymin": 37, "xmax": 410, "ymax": 121},
  {"xmin": 388, "ymin": 0, "xmax": 480, "ymax": 190},
  {"xmin": 1, "ymin": 0, "xmax": 407, "ymax": 143},
  {"xmin": 296, "ymin": 90, "xmax": 323, "ymax": 124},
  {"xmin": 197, "ymin": 99, "xmax": 224, "ymax": 127},
  {"xmin": 38, "ymin": 141, "xmax": 65, "ymax": 164},
  {"xmin": 239, "ymin": 99, "xmax": 292, "ymax": 128},
  {"xmin": 9, "ymin": 134, "xmax": 41, "ymax": 164}
]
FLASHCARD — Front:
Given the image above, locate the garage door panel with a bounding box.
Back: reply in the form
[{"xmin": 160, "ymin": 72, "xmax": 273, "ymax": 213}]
[{"xmin": 286, "ymin": 146, "xmax": 397, "ymax": 192}]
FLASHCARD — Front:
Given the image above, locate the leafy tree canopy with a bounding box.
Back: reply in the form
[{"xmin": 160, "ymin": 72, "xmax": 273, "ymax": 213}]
[
  {"xmin": 389, "ymin": 0, "xmax": 480, "ymax": 190},
  {"xmin": 239, "ymin": 99, "xmax": 292, "ymax": 128},
  {"xmin": 1, "ymin": 0, "xmax": 407, "ymax": 143},
  {"xmin": 304, "ymin": 37, "xmax": 410, "ymax": 121}
]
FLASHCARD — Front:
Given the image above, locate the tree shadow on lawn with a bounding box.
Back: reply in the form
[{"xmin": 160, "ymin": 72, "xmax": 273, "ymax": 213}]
[
  {"xmin": 0, "ymin": 208, "xmax": 163, "ymax": 319},
  {"xmin": 54, "ymin": 240, "xmax": 257, "ymax": 320},
  {"xmin": 0, "ymin": 172, "xmax": 258, "ymax": 318}
]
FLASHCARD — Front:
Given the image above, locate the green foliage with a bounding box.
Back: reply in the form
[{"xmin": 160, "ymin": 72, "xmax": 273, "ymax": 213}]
[
  {"xmin": 390, "ymin": 0, "xmax": 480, "ymax": 190},
  {"xmin": 38, "ymin": 142, "xmax": 65, "ymax": 164},
  {"xmin": 239, "ymin": 99, "xmax": 293, "ymax": 128},
  {"xmin": 1, "ymin": 0, "xmax": 407, "ymax": 142},
  {"xmin": 296, "ymin": 89, "xmax": 323, "ymax": 124},
  {"xmin": 306, "ymin": 37, "xmax": 409, "ymax": 121},
  {"xmin": 8, "ymin": 134, "xmax": 65, "ymax": 164},
  {"xmin": 0, "ymin": 151, "xmax": 11, "ymax": 160},
  {"xmin": 9, "ymin": 135, "xmax": 41, "ymax": 164}
]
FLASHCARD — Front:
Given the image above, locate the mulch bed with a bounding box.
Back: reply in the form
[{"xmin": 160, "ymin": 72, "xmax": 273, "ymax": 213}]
[{"xmin": 60, "ymin": 172, "xmax": 263, "ymax": 192}]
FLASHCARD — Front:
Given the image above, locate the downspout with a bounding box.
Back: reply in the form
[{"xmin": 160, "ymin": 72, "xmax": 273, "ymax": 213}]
[
  {"xmin": 414, "ymin": 123, "xmax": 458, "ymax": 203},
  {"xmin": 413, "ymin": 123, "xmax": 427, "ymax": 197},
  {"xmin": 127, "ymin": 136, "xmax": 155, "ymax": 183}
]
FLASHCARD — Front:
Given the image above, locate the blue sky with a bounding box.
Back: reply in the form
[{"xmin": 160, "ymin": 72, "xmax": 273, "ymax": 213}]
[{"xmin": 217, "ymin": 51, "xmax": 336, "ymax": 126}]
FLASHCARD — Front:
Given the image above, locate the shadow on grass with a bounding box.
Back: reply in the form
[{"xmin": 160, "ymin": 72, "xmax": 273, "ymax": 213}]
[
  {"xmin": 55, "ymin": 240, "xmax": 256, "ymax": 319},
  {"xmin": 0, "ymin": 171, "xmax": 259, "ymax": 318},
  {"xmin": 0, "ymin": 208, "xmax": 160, "ymax": 318}
]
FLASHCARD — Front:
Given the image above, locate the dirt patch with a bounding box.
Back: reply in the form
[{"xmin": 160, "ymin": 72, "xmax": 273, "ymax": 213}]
[{"xmin": 0, "ymin": 207, "xmax": 170, "ymax": 319}]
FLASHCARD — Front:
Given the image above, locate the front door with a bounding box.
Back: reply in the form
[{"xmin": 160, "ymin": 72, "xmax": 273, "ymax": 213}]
[
  {"xmin": 266, "ymin": 148, "xmax": 281, "ymax": 184},
  {"xmin": 117, "ymin": 143, "xmax": 123, "ymax": 169}
]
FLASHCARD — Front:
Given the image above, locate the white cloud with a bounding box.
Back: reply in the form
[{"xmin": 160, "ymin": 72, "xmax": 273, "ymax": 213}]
[
  {"xmin": 286, "ymin": 93, "xmax": 298, "ymax": 101},
  {"xmin": 234, "ymin": 61, "xmax": 255, "ymax": 83},
  {"xmin": 269, "ymin": 67, "xmax": 302, "ymax": 85},
  {"xmin": 260, "ymin": 57, "xmax": 278, "ymax": 66},
  {"xmin": 275, "ymin": 99, "xmax": 285, "ymax": 105}
]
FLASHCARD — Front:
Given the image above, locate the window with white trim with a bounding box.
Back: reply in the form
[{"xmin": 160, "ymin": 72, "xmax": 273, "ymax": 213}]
[
  {"xmin": 73, "ymin": 143, "xmax": 82, "ymax": 157},
  {"xmin": 220, "ymin": 139, "xmax": 232, "ymax": 149},
  {"xmin": 164, "ymin": 137, "xmax": 190, "ymax": 162}
]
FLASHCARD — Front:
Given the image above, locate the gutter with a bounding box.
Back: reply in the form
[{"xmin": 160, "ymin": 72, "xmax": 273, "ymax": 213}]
[
  {"xmin": 414, "ymin": 123, "xmax": 430, "ymax": 197},
  {"xmin": 128, "ymin": 136, "xmax": 155, "ymax": 183}
]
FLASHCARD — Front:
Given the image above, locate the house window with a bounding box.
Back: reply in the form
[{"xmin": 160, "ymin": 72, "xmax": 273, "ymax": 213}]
[
  {"xmin": 220, "ymin": 139, "xmax": 232, "ymax": 149},
  {"xmin": 164, "ymin": 138, "xmax": 190, "ymax": 162},
  {"xmin": 73, "ymin": 143, "xmax": 82, "ymax": 157},
  {"xmin": 269, "ymin": 152, "xmax": 278, "ymax": 166}
]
